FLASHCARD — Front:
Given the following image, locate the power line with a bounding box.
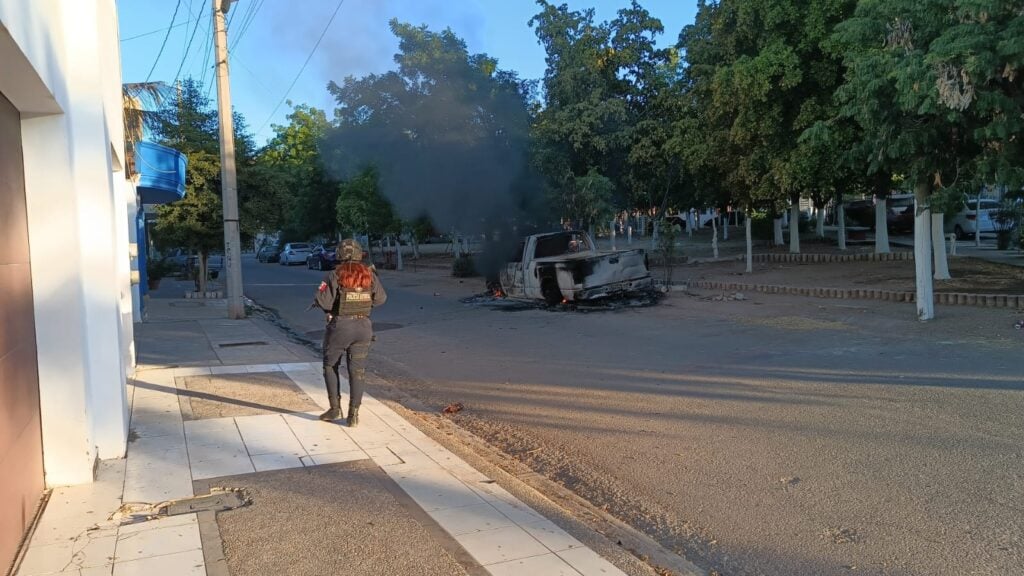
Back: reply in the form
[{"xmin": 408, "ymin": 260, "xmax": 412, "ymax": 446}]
[
  {"xmin": 230, "ymin": 0, "xmax": 264, "ymax": 52},
  {"xmin": 256, "ymin": 0, "xmax": 346, "ymax": 135},
  {"xmin": 144, "ymin": 0, "xmax": 184, "ymax": 82},
  {"xmin": 174, "ymin": 0, "xmax": 205, "ymax": 83},
  {"xmin": 121, "ymin": 20, "xmax": 192, "ymax": 42}
]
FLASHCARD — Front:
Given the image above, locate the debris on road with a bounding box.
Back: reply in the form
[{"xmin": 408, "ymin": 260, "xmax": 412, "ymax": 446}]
[
  {"xmin": 442, "ymin": 402, "xmax": 464, "ymax": 415},
  {"xmin": 823, "ymin": 527, "xmax": 860, "ymax": 545}
]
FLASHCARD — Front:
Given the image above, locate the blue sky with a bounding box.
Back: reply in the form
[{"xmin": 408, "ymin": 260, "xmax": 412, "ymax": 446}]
[{"xmin": 118, "ymin": 0, "xmax": 697, "ymax": 144}]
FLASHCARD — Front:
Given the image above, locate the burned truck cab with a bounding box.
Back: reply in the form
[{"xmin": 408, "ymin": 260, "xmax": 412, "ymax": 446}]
[{"xmin": 500, "ymin": 231, "xmax": 652, "ymax": 305}]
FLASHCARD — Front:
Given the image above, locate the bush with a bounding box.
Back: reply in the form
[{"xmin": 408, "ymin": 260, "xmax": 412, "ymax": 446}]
[
  {"xmin": 452, "ymin": 255, "xmax": 478, "ymax": 277},
  {"xmin": 147, "ymin": 258, "xmax": 174, "ymax": 281}
]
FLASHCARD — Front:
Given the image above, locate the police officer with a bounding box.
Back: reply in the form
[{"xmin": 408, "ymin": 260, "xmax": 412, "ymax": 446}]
[{"xmin": 314, "ymin": 239, "xmax": 387, "ymax": 426}]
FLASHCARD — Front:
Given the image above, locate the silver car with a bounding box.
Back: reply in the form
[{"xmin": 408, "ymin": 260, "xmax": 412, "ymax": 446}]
[{"xmin": 278, "ymin": 242, "xmax": 312, "ymax": 266}]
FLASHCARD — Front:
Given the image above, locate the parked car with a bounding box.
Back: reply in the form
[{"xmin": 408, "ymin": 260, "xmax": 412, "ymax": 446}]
[
  {"xmin": 162, "ymin": 248, "xmax": 191, "ymax": 272},
  {"xmin": 886, "ymin": 195, "xmax": 916, "ymax": 234},
  {"xmin": 844, "ymin": 199, "xmax": 875, "ymax": 228},
  {"xmin": 951, "ymin": 198, "xmax": 1000, "ymax": 239},
  {"xmin": 278, "ymin": 242, "xmax": 312, "ymax": 266},
  {"xmin": 306, "ymin": 244, "xmax": 337, "ymax": 270},
  {"xmin": 256, "ymin": 246, "xmax": 280, "ymax": 263}
]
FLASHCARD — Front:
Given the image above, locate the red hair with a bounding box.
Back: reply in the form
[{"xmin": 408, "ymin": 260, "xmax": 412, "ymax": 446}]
[{"xmin": 336, "ymin": 261, "xmax": 372, "ymax": 290}]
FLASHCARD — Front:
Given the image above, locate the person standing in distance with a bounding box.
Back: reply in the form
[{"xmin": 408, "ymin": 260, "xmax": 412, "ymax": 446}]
[{"xmin": 314, "ymin": 239, "xmax": 387, "ymax": 426}]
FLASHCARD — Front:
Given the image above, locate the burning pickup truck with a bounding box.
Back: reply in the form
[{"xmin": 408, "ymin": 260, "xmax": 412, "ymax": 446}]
[{"xmin": 499, "ymin": 231, "xmax": 652, "ymax": 305}]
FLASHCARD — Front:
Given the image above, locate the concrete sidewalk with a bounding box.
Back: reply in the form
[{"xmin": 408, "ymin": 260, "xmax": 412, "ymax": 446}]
[{"xmin": 13, "ymin": 299, "xmax": 631, "ymax": 576}]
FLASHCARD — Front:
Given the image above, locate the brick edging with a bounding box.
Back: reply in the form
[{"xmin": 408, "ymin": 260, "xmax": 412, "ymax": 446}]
[
  {"xmin": 752, "ymin": 251, "xmax": 914, "ymax": 264},
  {"xmin": 686, "ymin": 280, "xmax": 1024, "ymax": 309}
]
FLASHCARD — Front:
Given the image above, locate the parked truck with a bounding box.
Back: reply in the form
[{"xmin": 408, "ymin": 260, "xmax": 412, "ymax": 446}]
[{"xmin": 499, "ymin": 231, "xmax": 652, "ymax": 305}]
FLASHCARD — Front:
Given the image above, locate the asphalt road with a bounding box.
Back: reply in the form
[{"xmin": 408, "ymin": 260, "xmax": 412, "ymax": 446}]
[{"xmin": 242, "ymin": 255, "xmax": 1024, "ymax": 576}]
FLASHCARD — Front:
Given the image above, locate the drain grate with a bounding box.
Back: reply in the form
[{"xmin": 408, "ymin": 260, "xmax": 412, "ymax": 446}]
[{"xmin": 218, "ymin": 341, "xmax": 268, "ymax": 348}]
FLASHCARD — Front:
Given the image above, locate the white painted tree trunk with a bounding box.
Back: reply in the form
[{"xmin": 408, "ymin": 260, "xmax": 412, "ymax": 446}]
[
  {"xmin": 687, "ymin": 211, "xmax": 694, "ymax": 238},
  {"xmin": 975, "ymin": 193, "xmax": 982, "ymax": 247},
  {"xmin": 837, "ymin": 204, "xmax": 847, "ymax": 250},
  {"xmin": 628, "ymin": 225, "xmax": 633, "ymax": 245},
  {"xmin": 789, "ymin": 201, "xmax": 801, "ymax": 254},
  {"xmin": 745, "ymin": 211, "xmax": 753, "ymax": 273},
  {"xmin": 816, "ymin": 208, "xmax": 825, "ymax": 238},
  {"xmin": 651, "ymin": 219, "xmax": 659, "ymax": 250},
  {"xmin": 931, "ymin": 213, "xmax": 949, "ymax": 280},
  {"xmin": 711, "ymin": 217, "xmax": 719, "ymax": 259},
  {"xmin": 610, "ymin": 220, "xmax": 617, "ymax": 251},
  {"xmin": 913, "ymin": 185, "xmax": 934, "ymax": 320},
  {"xmin": 395, "ymin": 235, "xmax": 404, "ymax": 271},
  {"xmin": 874, "ymin": 199, "xmax": 891, "ymax": 253},
  {"xmin": 411, "ymin": 237, "xmax": 420, "ymax": 259},
  {"xmin": 773, "ymin": 218, "xmax": 784, "ymax": 246}
]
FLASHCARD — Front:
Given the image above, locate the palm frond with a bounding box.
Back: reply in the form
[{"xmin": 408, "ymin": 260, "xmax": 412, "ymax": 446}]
[{"xmin": 123, "ymin": 82, "xmax": 169, "ymax": 176}]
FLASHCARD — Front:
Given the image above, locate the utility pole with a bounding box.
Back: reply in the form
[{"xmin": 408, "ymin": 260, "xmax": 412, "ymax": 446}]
[{"xmin": 212, "ymin": 0, "xmax": 245, "ymax": 318}]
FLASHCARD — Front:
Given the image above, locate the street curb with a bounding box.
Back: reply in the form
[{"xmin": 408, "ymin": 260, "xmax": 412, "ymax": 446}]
[
  {"xmin": 686, "ymin": 280, "xmax": 1024, "ymax": 309},
  {"xmin": 374, "ymin": 393, "xmax": 706, "ymax": 576}
]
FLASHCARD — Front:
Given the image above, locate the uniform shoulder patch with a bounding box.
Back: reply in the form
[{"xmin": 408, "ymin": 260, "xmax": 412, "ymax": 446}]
[{"xmin": 318, "ymin": 281, "xmax": 328, "ymax": 292}]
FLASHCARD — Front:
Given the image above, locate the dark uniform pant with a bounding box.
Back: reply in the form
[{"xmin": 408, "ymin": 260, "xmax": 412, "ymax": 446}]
[{"xmin": 323, "ymin": 317, "xmax": 373, "ymax": 408}]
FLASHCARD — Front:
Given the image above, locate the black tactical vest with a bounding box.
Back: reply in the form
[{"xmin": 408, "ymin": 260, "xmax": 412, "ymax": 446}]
[{"xmin": 336, "ymin": 287, "xmax": 372, "ymax": 317}]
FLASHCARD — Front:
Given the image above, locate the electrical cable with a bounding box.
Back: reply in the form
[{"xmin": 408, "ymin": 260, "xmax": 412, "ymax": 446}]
[
  {"xmin": 255, "ymin": 0, "xmax": 346, "ymax": 135},
  {"xmin": 145, "ymin": 0, "xmax": 184, "ymax": 82},
  {"xmin": 174, "ymin": 0, "xmax": 205, "ymax": 83},
  {"xmin": 121, "ymin": 20, "xmax": 192, "ymax": 42},
  {"xmin": 230, "ymin": 0, "xmax": 264, "ymax": 52}
]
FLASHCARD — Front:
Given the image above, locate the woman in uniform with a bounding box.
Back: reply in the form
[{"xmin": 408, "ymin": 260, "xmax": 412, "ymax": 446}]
[{"xmin": 313, "ymin": 239, "xmax": 387, "ymax": 426}]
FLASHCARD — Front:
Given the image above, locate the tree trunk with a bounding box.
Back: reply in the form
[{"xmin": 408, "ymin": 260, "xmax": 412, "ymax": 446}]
[
  {"xmin": 395, "ymin": 235, "xmax": 404, "ymax": 271},
  {"xmin": 411, "ymin": 236, "xmax": 420, "ymax": 259},
  {"xmin": 931, "ymin": 213, "xmax": 950, "ymax": 280},
  {"xmin": 610, "ymin": 220, "xmax": 617, "ymax": 250},
  {"xmin": 651, "ymin": 219, "xmax": 658, "ymax": 250},
  {"xmin": 816, "ymin": 206, "xmax": 825, "ymax": 238},
  {"xmin": 975, "ymin": 192, "xmax": 982, "ymax": 247},
  {"xmin": 745, "ymin": 209, "xmax": 753, "ymax": 273},
  {"xmin": 711, "ymin": 217, "xmax": 719, "ymax": 259},
  {"xmin": 789, "ymin": 199, "xmax": 801, "ymax": 254},
  {"xmin": 686, "ymin": 210, "xmax": 694, "ymax": 238},
  {"xmin": 837, "ymin": 203, "xmax": 847, "ymax": 251},
  {"xmin": 198, "ymin": 251, "xmax": 208, "ymax": 294},
  {"xmin": 722, "ymin": 212, "xmax": 729, "ymax": 240},
  {"xmin": 773, "ymin": 217, "xmax": 784, "ymax": 246},
  {"xmin": 913, "ymin": 182, "xmax": 934, "ymax": 320},
  {"xmin": 874, "ymin": 198, "xmax": 891, "ymax": 253}
]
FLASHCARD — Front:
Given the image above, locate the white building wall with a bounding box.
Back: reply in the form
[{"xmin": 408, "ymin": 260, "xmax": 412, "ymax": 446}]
[{"xmin": 1, "ymin": 0, "xmax": 131, "ymax": 485}]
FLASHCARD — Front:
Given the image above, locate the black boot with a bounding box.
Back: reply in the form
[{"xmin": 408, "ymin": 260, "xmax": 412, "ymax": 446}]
[
  {"xmin": 319, "ymin": 397, "xmax": 343, "ymax": 421},
  {"xmin": 346, "ymin": 404, "xmax": 360, "ymax": 427}
]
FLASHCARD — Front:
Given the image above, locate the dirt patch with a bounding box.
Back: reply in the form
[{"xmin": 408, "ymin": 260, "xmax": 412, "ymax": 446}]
[
  {"xmin": 196, "ymin": 461, "xmax": 476, "ymax": 576},
  {"xmin": 180, "ymin": 372, "xmax": 320, "ymax": 420},
  {"xmin": 690, "ymin": 256, "xmax": 1024, "ymax": 295}
]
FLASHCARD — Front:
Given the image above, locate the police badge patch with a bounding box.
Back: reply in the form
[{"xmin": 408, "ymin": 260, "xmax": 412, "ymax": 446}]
[{"xmin": 318, "ymin": 281, "xmax": 328, "ymax": 292}]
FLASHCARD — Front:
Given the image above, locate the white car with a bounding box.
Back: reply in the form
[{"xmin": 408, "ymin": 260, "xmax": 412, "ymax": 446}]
[
  {"xmin": 951, "ymin": 198, "xmax": 1000, "ymax": 239},
  {"xmin": 278, "ymin": 242, "xmax": 312, "ymax": 265}
]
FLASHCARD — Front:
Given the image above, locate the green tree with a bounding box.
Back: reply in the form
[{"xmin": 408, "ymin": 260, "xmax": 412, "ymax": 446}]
[
  {"xmin": 261, "ymin": 103, "xmax": 337, "ymax": 241},
  {"xmin": 335, "ymin": 167, "xmax": 400, "ymax": 250},
  {"xmin": 529, "ymin": 1, "xmax": 676, "ymax": 224},
  {"xmin": 833, "ymin": 0, "xmax": 988, "ymax": 319},
  {"xmin": 322, "ymin": 21, "xmax": 538, "ymax": 236}
]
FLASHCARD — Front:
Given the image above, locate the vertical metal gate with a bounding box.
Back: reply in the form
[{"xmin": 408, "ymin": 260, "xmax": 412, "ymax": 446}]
[{"xmin": 0, "ymin": 92, "xmax": 45, "ymax": 574}]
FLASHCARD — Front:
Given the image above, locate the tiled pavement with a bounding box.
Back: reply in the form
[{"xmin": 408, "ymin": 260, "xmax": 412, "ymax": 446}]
[{"xmin": 15, "ymin": 362, "xmax": 626, "ymax": 576}]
